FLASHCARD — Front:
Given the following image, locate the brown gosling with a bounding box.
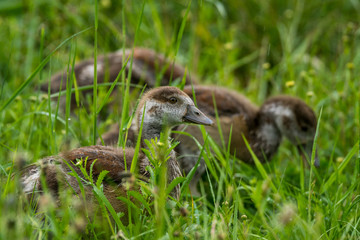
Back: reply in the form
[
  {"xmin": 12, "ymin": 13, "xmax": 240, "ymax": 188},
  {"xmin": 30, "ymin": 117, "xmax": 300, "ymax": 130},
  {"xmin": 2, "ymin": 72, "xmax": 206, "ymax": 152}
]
[
  {"xmin": 20, "ymin": 86, "xmax": 213, "ymax": 220},
  {"xmin": 42, "ymin": 48, "xmax": 196, "ymax": 110}
]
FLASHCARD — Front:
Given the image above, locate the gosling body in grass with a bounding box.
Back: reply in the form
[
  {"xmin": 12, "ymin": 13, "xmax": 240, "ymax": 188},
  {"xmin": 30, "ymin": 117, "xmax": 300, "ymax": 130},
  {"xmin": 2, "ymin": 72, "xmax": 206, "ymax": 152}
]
[
  {"xmin": 42, "ymin": 48, "xmax": 196, "ymax": 110},
  {"xmin": 20, "ymin": 87, "xmax": 213, "ymax": 219},
  {"xmin": 176, "ymin": 86, "xmax": 319, "ymax": 192},
  {"xmin": 101, "ymin": 85, "xmax": 318, "ymax": 194}
]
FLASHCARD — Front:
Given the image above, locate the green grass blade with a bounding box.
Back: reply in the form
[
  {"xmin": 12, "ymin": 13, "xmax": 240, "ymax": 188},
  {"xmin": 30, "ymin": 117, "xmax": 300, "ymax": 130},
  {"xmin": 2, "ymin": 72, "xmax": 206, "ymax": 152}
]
[
  {"xmin": 242, "ymin": 134, "xmax": 277, "ymax": 192},
  {"xmin": 308, "ymin": 106, "xmax": 322, "ymax": 222},
  {"xmin": 180, "ymin": 136, "xmax": 208, "ymax": 196},
  {"xmin": 96, "ymin": 170, "xmax": 109, "ymax": 188},
  {"xmin": 166, "ymin": 176, "xmax": 186, "ymax": 196},
  {"xmin": 130, "ymin": 104, "xmax": 145, "ymax": 173},
  {"xmin": 128, "ymin": 190, "xmax": 152, "ymax": 216},
  {"xmin": 169, "ymin": 0, "xmax": 191, "ymax": 83},
  {"xmin": 92, "ymin": 186, "xmax": 128, "ymax": 234},
  {"xmin": 65, "ymin": 41, "xmax": 76, "ymax": 136},
  {"xmin": 96, "ymin": 57, "xmax": 130, "ymax": 114},
  {"xmin": 92, "ymin": 0, "xmax": 99, "ymax": 145},
  {"xmin": 119, "ymin": 0, "xmax": 145, "ymax": 148}
]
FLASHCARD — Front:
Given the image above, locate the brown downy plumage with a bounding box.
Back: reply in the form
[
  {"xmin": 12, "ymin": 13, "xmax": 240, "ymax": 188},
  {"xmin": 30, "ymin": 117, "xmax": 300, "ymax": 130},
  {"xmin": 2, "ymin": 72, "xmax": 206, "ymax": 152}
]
[
  {"xmin": 100, "ymin": 85, "xmax": 319, "ymax": 194},
  {"xmin": 42, "ymin": 48, "xmax": 196, "ymax": 110},
  {"xmin": 20, "ymin": 86, "xmax": 213, "ymax": 221},
  {"xmin": 44, "ymin": 49, "xmax": 318, "ymax": 194},
  {"xmin": 176, "ymin": 86, "xmax": 319, "ymax": 194}
]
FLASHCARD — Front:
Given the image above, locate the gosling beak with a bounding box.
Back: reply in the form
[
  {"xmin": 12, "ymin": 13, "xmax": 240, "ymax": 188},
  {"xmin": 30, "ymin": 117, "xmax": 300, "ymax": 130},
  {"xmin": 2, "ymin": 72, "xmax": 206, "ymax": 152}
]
[
  {"xmin": 183, "ymin": 105, "xmax": 213, "ymax": 126},
  {"xmin": 297, "ymin": 142, "xmax": 319, "ymax": 168}
]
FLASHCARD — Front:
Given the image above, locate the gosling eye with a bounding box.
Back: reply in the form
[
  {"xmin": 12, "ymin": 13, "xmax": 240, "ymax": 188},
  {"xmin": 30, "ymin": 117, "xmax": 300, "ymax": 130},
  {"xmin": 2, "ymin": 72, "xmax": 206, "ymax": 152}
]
[
  {"xmin": 169, "ymin": 97, "xmax": 178, "ymax": 104},
  {"xmin": 300, "ymin": 125, "xmax": 308, "ymax": 132}
]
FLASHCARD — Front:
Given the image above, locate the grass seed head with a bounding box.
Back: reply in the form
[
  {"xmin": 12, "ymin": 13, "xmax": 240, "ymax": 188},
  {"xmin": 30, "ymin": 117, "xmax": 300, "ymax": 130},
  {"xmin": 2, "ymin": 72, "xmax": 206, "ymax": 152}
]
[{"xmin": 278, "ymin": 203, "xmax": 297, "ymax": 226}]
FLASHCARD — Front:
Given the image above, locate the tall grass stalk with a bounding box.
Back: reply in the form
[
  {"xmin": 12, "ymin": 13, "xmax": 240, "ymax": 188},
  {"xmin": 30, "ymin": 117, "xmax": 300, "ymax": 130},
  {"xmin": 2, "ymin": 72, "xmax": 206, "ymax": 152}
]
[
  {"xmin": 118, "ymin": 2, "xmax": 145, "ymax": 149},
  {"xmin": 92, "ymin": 0, "xmax": 99, "ymax": 145}
]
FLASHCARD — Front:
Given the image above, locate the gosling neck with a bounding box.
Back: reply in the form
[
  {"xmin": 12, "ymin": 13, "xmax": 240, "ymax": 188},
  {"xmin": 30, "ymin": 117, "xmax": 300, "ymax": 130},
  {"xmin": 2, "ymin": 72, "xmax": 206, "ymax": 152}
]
[
  {"xmin": 135, "ymin": 105, "xmax": 181, "ymax": 199},
  {"xmin": 136, "ymin": 104, "xmax": 173, "ymax": 148},
  {"xmin": 140, "ymin": 123, "xmax": 172, "ymax": 148},
  {"xmin": 250, "ymin": 104, "xmax": 286, "ymax": 161}
]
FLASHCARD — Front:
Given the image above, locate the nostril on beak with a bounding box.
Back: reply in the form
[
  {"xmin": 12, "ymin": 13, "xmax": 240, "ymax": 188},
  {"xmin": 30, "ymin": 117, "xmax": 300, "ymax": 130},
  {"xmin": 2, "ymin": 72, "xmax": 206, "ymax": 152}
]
[{"xmin": 195, "ymin": 111, "xmax": 200, "ymax": 116}]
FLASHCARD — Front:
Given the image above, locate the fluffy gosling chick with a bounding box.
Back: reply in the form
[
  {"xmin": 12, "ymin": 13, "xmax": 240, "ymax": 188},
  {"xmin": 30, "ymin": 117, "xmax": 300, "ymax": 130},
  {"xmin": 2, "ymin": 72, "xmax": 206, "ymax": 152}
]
[
  {"xmin": 20, "ymin": 86, "xmax": 212, "ymax": 220},
  {"xmin": 175, "ymin": 85, "xmax": 319, "ymax": 194},
  {"xmin": 42, "ymin": 48, "xmax": 196, "ymax": 110}
]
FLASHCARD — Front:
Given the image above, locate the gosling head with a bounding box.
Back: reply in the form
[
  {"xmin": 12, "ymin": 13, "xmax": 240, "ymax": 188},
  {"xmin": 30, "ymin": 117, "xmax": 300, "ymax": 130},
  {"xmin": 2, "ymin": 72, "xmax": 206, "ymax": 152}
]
[
  {"xmin": 261, "ymin": 96, "xmax": 319, "ymax": 167},
  {"xmin": 136, "ymin": 86, "xmax": 213, "ymax": 132}
]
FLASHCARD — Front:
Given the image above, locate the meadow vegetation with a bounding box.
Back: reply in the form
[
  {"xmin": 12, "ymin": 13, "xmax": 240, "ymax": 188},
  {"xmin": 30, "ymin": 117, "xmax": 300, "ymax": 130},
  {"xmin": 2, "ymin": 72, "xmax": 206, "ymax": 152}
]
[{"xmin": 0, "ymin": 0, "xmax": 359, "ymax": 239}]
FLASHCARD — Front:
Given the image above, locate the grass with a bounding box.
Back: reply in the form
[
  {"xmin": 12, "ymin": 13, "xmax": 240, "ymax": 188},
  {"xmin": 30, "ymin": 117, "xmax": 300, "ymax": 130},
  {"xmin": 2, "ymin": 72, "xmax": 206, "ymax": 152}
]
[{"xmin": 0, "ymin": 0, "xmax": 360, "ymax": 239}]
